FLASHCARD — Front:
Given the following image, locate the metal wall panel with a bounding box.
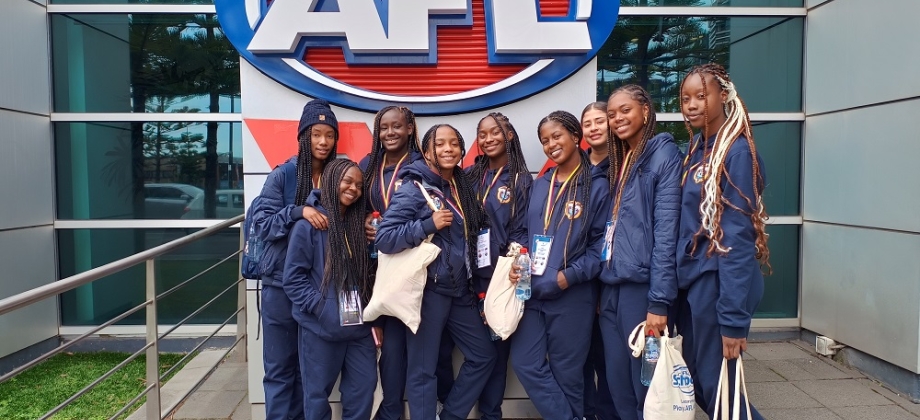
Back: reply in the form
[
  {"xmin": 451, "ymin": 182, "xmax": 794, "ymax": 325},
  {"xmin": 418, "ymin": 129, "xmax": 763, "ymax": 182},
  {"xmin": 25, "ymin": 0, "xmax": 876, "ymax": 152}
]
[
  {"xmin": 803, "ymin": 99, "xmax": 920, "ymax": 233},
  {"xmin": 801, "ymin": 222, "xmax": 920, "ymax": 372},
  {"xmin": 805, "ymin": 0, "xmax": 920, "ymax": 115},
  {"xmin": 0, "ymin": 110, "xmax": 54, "ymax": 231},
  {"xmin": 0, "ymin": 226, "xmax": 58, "ymax": 359},
  {"xmin": 0, "ymin": 0, "xmax": 50, "ymax": 115}
]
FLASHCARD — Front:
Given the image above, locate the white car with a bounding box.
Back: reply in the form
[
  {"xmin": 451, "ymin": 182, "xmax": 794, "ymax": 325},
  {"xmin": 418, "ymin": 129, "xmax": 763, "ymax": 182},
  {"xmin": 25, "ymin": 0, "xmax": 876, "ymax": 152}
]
[
  {"xmin": 144, "ymin": 183, "xmax": 204, "ymax": 219},
  {"xmin": 181, "ymin": 189, "xmax": 245, "ymax": 219}
]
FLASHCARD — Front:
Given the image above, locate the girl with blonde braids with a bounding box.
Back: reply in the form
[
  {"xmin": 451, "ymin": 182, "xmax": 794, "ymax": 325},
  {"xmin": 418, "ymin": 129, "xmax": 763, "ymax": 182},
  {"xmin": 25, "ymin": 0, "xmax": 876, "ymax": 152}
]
[
  {"xmin": 598, "ymin": 85, "xmax": 682, "ymax": 420},
  {"xmin": 678, "ymin": 63, "xmax": 769, "ymax": 420}
]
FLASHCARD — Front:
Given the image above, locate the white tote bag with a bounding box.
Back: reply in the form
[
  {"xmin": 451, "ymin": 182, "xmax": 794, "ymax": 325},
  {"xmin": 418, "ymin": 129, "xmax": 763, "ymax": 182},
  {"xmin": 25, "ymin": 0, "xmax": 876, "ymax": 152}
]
[
  {"xmin": 628, "ymin": 323, "xmax": 695, "ymax": 420},
  {"xmin": 363, "ymin": 182, "xmax": 441, "ymax": 334},
  {"xmin": 483, "ymin": 243, "xmax": 524, "ymax": 340},
  {"xmin": 713, "ymin": 357, "xmax": 753, "ymax": 420}
]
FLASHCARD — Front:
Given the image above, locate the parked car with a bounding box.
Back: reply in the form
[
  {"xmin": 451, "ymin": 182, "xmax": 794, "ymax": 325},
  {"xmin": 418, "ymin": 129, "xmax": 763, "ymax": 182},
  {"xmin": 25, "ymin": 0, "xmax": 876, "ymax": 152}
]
[
  {"xmin": 181, "ymin": 189, "xmax": 245, "ymax": 219},
  {"xmin": 144, "ymin": 183, "xmax": 204, "ymax": 219}
]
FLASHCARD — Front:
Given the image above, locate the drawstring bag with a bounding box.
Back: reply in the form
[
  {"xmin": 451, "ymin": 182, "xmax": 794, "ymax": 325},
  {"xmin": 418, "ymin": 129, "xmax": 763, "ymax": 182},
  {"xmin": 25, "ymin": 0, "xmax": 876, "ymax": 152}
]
[
  {"xmin": 483, "ymin": 243, "xmax": 524, "ymax": 340},
  {"xmin": 363, "ymin": 182, "xmax": 441, "ymax": 334},
  {"xmin": 713, "ymin": 357, "xmax": 753, "ymax": 420},
  {"xmin": 629, "ymin": 322, "xmax": 695, "ymax": 420}
]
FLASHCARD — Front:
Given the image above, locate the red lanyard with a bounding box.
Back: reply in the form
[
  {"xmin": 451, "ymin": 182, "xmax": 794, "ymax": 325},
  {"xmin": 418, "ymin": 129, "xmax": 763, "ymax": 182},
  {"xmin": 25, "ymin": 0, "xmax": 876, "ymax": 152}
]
[{"xmin": 379, "ymin": 153, "xmax": 408, "ymax": 210}]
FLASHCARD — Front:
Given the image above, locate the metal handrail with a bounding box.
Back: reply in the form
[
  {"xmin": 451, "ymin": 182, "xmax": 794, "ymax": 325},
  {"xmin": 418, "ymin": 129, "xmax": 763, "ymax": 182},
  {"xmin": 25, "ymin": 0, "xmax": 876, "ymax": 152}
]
[
  {"xmin": 0, "ymin": 214, "xmax": 244, "ymax": 317},
  {"xmin": 0, "ymin": 213, "xmax": 249, "ymax": 420}
]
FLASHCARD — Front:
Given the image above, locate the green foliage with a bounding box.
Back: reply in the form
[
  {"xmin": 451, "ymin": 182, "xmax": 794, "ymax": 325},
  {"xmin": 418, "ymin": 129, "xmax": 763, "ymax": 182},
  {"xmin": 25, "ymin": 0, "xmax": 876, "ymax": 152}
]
[{"xmin": 0, "ymin": 352, "xmax": 185, "ymax": 420}]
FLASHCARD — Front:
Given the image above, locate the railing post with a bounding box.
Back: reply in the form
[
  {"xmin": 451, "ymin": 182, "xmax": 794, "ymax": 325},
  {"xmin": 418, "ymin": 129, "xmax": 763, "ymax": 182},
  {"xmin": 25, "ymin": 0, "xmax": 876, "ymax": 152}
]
[
  {"xmin": 237, "ymin": 227, "xmax": 247, "ymax": 361},
  {"xmin": 146, "ymin": 259, "xmax": 161, "ymax": 420}
]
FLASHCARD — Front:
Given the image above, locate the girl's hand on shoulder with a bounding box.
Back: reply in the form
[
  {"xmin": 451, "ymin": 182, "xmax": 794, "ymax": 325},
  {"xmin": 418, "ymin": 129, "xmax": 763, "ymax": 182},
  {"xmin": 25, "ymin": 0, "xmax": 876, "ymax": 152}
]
[
  {"xmin": 302, "ymin": 207, "xmax": 329, "ymax": 230},
  {"xmin": 364, "ymin": 213, "xmax": 377, "ymax": 242},
  {"xmin": 431, "ymin": 209, "xmax": 453, "ymax": 230}
]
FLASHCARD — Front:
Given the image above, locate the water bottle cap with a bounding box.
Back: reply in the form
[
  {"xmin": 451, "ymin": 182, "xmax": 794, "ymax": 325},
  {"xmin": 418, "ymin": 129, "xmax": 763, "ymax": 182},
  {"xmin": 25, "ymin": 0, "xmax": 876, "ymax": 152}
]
[
  {"xmin": 520, "ymin": 247, "xmax": 528, "ymax": 254},
  {"xmin": 478, "ymin": 292, "xmax": 486, "ymax": 299},
  {"xmin": 372, "ymin": 211, "xmax": 381, "ymax": 218}
]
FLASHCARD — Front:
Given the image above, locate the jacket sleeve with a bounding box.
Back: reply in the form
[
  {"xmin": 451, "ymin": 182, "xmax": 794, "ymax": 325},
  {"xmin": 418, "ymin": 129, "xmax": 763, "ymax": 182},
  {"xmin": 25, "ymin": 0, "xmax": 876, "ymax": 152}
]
[
  {"xmin": 509, "ymin": 174, "xmax": 533, "ymax": 247},
  {"xmin": 716, "ymin": 144, "xmax": 766, "ymax": 339},
  {"xmin": 375, "ymin": 179, "xmax": 439, "ymax": 254},
  {"xmin": 562, "ymin": 179, "xmax": 612, "ymax": 286},
  {"xmin": 253, "ymin": 166, "xmax": 304, "ymax": 243},
  {"xmin": 647, "ymin": 150, "xmax": 682, "ymax": 316},
  {"xmin": 283, "ymin": 221, "xmax": 322, "ymax": 315}
]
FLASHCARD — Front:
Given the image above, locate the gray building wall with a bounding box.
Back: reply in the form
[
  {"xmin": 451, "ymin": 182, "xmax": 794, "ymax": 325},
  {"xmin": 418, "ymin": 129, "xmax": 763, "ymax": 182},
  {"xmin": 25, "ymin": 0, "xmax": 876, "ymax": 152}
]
[
  {"xmin": 802, "ymin": 0, "xmax": 920, "ymax": 372},
  {"xmin": 0, "ymin": 0, "xmax": 58, "ymax": 358}
]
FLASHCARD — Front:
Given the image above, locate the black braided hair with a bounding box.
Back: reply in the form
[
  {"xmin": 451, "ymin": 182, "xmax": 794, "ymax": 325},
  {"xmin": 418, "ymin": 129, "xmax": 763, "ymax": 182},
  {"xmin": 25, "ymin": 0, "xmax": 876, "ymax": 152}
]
[
  {"xmin": 363, "ymin": 106, "xmax": 420, "ymax": 211},
  {"xmin": 319, "ymin": 159, "xmax": 371, "ymax": 302},
  {"xmin": 606, "ymin": 84, "xmax": 657, "ymax": 197},
  {"xmin": 294, "ymin": 127, "xmax": 339, "ymax": 206},
  {"xmin": 467, "ymin": 112, "xmax": 531, "ymax": 217},
  {"xmin": 420, "ymin": 124, "xmax": 489, "ymax": 296},
  {"xmin": 537, "ymin": 111, "xmax": 592, "ymax": 267}
]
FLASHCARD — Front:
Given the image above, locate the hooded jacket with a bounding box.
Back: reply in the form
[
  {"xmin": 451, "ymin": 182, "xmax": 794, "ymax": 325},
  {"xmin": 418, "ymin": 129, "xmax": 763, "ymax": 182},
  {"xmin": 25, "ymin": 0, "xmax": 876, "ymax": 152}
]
[
  {"xmin": 359, "ymin": 150, "xmax": 423, "ymax": 214},
  {"xmin": 677, "ymin": 133, "xmax": 768, "ymax": 338},
  {"xmin": 283, "ymin": 190, "xmax": 371, "ymax": 342},
  {"xmin": 375, "ymin": 159, "xmax": 475, "ymax": 298},
  {"xmin": 598, "ymin": 133, "xmax": 682, "ymax": 316},
  {"xmin": 251, "ymin": 156, "xmax": 304, "ymax": 288},
  {"xmin": 525, "ymin": 156, "xmax": 611, "ymax": 300},
  {"xmin": 467, "ymin": 163, "xmax": 533, "ymax": 292}
]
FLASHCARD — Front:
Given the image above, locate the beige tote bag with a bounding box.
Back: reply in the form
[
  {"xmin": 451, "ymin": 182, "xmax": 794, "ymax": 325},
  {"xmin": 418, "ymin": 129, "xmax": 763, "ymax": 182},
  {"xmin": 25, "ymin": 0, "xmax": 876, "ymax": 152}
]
[
  {"xmin": 363, "ymin": 182, "xmax": 441, "ymax": 334},
  {"xmin": 483, "ymin": 243, "xmax": 524, "ymax": 340}
]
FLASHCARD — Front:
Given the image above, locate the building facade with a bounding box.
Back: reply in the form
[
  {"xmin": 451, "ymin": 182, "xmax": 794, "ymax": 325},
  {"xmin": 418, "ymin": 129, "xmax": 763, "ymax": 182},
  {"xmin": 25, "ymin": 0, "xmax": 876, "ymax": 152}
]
[{"xmin": 1, "ymin": 0, "xmax": 918, "ymax": 405}]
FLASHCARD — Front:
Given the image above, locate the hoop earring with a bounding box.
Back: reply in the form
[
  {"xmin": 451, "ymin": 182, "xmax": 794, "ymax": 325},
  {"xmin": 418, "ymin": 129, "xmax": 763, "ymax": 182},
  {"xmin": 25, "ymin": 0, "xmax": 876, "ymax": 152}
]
[{"xmin": 643, "ymin": 116, "xmax": 648, "ymax": 125}]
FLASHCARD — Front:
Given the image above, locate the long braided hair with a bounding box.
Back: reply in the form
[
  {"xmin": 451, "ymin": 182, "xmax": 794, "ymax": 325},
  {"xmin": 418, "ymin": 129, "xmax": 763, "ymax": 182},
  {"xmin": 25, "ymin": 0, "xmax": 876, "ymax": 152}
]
[
  {"xmin": 363, "ymin": 106, "xmax": 420, "ymax": 210},
  {"xmin": 467, "ymin": 112, "xmax": 531, "ymax": 218},
  {"xmin": 679, "ymin": 63, "xmax": 771, "ymax": 271},
  {"xmin": 294, "ymin": 127, "xmax": 339, "ymax": 206},
  {"xmin": 606, "ymin": 85, "xmax": 657, "ymax": 199},
  {"xmin": 420, "ymin": 124, "xmax": 489, "ymax": 291},
  {"xmin": 319, "ymin": 159, "xmax": 371, "ymax": 302},
  {"xmin": 537, "ymin": 111, "xmax": 592, "ymax": 267}
]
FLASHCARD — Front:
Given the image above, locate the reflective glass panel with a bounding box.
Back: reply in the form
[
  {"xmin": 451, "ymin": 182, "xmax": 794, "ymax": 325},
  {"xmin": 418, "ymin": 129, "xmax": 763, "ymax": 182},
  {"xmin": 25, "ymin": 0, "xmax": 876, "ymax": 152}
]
[
  {"xmin": 55, "ymin": 122, "xmax": 244, "ymax": 220},
  {"xmin": 51, "ymin": 14, "xmax": 240, "ymax": 113}
]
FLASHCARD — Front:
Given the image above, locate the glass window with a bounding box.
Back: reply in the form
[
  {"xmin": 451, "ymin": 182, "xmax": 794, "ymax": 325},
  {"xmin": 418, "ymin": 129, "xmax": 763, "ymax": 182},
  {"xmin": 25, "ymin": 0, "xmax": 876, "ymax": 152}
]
[
  {"xmin": 597, "ymin": 16, "xmax": 803, "ymax": 112},
  {"xmin": 58, "ymin": 228, "xmax": 240, "ymax": 326},
  {"xmin": 55, "ymin": 122, "xmax": 244, "ymax": 220},
  {"xmin": 621, "ymin": 0, "xmax": 803, "ymax": 6},
  {"xmin": 754, "ymin": 225, "xmax": 799, "ymax": 318},
  {"xmin": 657, "ymin": 121, "xmax": 800, "ymax": 216},
  {"xmin": 51, "ymin": 13, "xmax": 240, "ymax": 113}
]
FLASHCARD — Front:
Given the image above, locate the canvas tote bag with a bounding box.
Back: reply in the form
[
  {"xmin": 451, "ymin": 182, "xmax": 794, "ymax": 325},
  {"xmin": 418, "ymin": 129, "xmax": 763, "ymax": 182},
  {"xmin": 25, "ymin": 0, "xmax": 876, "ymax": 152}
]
[
  {"xmin": 363, "ymin": 181, "xmax": 441, "ymax": 334},
  {"xmin": 483, "ymin": 242, "xmax": 524, "ymax": 340},
  {"xmin": 628, "ymin": 322, "xmax": 695, "ymax": 420}
]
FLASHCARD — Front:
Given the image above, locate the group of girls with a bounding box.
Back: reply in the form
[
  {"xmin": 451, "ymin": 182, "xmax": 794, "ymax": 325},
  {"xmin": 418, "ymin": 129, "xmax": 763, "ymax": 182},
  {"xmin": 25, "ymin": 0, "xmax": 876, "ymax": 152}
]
[{"xmin": 251, "ymin": 62, "xmax": 770, "ymax": 420}]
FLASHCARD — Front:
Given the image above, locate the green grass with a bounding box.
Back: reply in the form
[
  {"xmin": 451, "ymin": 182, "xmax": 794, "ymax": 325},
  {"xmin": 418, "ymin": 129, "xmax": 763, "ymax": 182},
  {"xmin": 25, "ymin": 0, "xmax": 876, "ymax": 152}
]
[{"xmin": 0, "ymin": 352, "xmax": 187, "ymax": 420}]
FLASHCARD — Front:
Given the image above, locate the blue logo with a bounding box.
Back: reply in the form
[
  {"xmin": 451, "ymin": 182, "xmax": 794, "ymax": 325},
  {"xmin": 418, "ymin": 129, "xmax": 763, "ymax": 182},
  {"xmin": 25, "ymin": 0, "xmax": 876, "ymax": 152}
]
[
  {"xmin": 216, "ymin": 0, "xmax": 619, "ymax": 115},
  {"xmin": 671, "ymin": 365, "xmax": 694, "ymax": 396}
]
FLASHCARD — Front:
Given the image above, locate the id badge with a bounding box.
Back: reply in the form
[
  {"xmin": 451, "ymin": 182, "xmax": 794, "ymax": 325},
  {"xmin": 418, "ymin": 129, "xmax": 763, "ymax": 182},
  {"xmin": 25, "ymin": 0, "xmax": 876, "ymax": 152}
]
[
  {"xmin": 601, "ymin": 220, "xmax": 616, "ymax": 262},
  {"xmin": 477, "ymin": 229, "xmax": 491, "ymax": 268},
  {"xmin": 338, "ymin": 288, "xmax": 364, "ymax": 327},
  {"xmin": 531, "ymin": 235, "xmax": 554, "ymax": 276}
]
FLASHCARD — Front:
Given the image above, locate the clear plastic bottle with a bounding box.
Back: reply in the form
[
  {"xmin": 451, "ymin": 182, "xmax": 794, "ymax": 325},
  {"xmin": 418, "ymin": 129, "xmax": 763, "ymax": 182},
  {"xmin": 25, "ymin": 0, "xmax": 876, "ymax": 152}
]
[
  {"xmin": 478, "ymin": 292, "xmax": 502, "ymax": 341},
  {"xmin": 641, "ymin": 334, "xmax": 660, "ymax": 386},
  {"xmin": 245, "ymin": 222, "xmax": 262, "ymax": 263},
  {"xmin": 369, "ymin": 211, "xmax": 381, "ymax": 258},
  {"xmin": 515, "ymin": 248, "xmax": 532, "ymax": 301}
]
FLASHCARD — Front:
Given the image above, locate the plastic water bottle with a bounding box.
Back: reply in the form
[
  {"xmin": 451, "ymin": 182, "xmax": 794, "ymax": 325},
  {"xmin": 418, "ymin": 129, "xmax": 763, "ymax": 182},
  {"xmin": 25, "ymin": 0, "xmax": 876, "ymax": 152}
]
[
  {"xmin": 641, "ymin": 334, "xmax": 660, "ymax": 386},
  {"xmin": 515, "ymin": 248, "xmax": 531, "ymax": 301},
  {"xmin": 477, "ymin": 293, "xmax": 501, "ymax": 341},
  {"xmin": 245, "ymin": 222, "xmax": 262, "ymax": 263},
  {"xmin": 369, "ymin": 211, "xmax": 381, "ymax": 258}
]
